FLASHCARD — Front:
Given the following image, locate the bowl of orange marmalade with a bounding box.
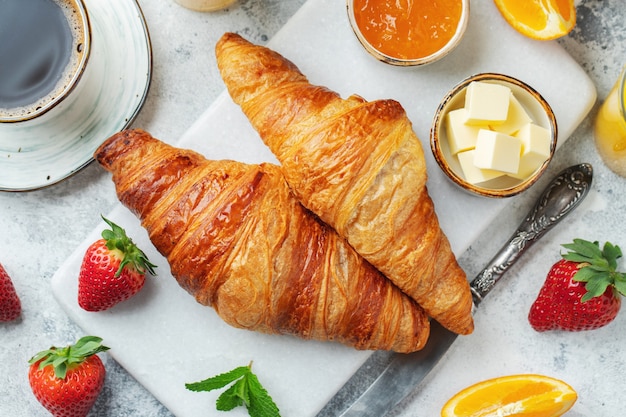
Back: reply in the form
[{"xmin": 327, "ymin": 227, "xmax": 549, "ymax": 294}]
[{"xmin": 347, "ymin": 0, "xmax": 469, "ymax": 66}]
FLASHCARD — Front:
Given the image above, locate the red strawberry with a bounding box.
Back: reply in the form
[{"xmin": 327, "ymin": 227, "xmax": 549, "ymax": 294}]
[
  {"xmin": 28, "ymin": 336, "xmax": 110, "ymax": 417},
  {"xmin": 78, "ymin": 216, "xmax": 156, "ymax": 311},
  {"xmin": 529, "ymin": 239, "xmax": 626, "ymax": 332},
  {"xmin": 0, "ymin": 262, "xmax": 21, "ymax": 322}
]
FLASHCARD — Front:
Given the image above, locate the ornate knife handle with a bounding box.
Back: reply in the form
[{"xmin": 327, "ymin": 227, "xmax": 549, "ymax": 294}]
[{"xmin": 470, "ymin": 163, "xmax": 593, "ymax": 305}]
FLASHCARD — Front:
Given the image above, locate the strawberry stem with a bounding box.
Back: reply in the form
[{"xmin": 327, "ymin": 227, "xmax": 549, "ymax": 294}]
[{"xmin": 101, "ymin": 215, "xmax": 157, "ymax": 277}]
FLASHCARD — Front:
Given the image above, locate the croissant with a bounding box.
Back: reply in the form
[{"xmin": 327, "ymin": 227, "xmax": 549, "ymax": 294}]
[
  {"xmin": 94, "ymin": 129, "xmax": 430, "ymax": 353},
  {"xmin": 215, "ymin": 33, "xmax": 474, "ymax": 335}
]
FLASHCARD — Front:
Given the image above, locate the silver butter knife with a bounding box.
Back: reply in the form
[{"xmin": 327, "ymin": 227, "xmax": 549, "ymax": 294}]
[{"xmin": 317, "ymin": 162, "xmax": 593, "ymax": 417}]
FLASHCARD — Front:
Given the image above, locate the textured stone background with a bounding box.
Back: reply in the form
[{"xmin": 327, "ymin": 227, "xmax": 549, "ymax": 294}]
[{"xmin": 1, "ymin": 0, "xmax": 624, "ymax": 416}]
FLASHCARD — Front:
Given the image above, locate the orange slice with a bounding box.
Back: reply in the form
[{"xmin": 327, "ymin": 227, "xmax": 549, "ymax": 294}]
[
  {"xmin": 493, "ymin": 0, "xmax": 576, "ymax": 40},
  {"xmin": 441, "ymin": 374, "xmax": 577, "ymax": 417}
]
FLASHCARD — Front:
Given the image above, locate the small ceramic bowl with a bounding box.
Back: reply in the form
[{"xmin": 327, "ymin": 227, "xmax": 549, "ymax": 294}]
[
  {"xmin": 346, "ymin": 0, "xmax": 469, "ymax": 67},
  {"xmin": 430, "ymin": 73, "xmax": 558, "ymax": 198}
]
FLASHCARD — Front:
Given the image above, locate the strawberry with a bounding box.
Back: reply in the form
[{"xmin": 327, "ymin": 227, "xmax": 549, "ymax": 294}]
[
  {"xmin": 529, "ymin": 239, "xmax": 626, "ymax": 332},
  {"xmin": 78, "ymin": 216, "xmax": 156, "ymax": 311},
  {"xmin": 28, "ymin": 336, "xmax": 110, "ymax": 417},
  {"xmin": 0, "ymin": 262, "xmax": 21, "ymax": 322}
]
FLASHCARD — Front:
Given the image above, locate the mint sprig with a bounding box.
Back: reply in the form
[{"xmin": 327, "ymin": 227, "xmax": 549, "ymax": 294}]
[
  {"xmin": 561, "ymin": 239, "xmax": 626, "ymax": 302},
  {"xmin": 186, "ymin": 362, "xmax": 280, "ymax": 417}
]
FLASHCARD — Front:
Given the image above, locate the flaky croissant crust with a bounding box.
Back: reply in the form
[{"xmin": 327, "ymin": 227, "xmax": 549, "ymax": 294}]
[
  {"xmin": 216, "ymin": 32, "xmax": 474, "ymax": 335},
  {"xmin": 95, "ymin": 129, "xmax": 430, "ymax": 353}
]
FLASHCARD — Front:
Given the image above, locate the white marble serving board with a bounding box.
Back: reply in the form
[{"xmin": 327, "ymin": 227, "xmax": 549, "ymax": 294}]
[{"xmin": 52, "ymin": 0, "xmax": 596, "ymax": 416}]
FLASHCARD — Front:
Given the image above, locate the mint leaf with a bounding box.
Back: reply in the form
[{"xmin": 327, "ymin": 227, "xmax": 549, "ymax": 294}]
[
  {"xmin": 186, "ymin": 362, "xmax": 281, "ymax": 417},
  {"xmin": 185, "ymin": 366, "xmax": 249, "ymax": 392},
  {"xmin": 246, "ymin": 372, "xmax": 281, "ymax": 417},
  {"xmin": 216, "ymin": 379, "xmax": 247, "ymax": 411}
]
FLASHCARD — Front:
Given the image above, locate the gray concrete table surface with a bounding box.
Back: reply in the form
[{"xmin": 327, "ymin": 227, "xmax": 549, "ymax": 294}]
[{"xmin": 1, "ymin": 0, "xmax": 624, "ymax": 416}]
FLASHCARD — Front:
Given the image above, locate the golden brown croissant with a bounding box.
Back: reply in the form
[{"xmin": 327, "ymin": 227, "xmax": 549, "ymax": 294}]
[
  {"xmin": 94, "ymin": 129, "xmax": 430, "ymax": 353},
  {"xmin": 215, "ymin": 32, "xmax": 474, "ymax": 335}
]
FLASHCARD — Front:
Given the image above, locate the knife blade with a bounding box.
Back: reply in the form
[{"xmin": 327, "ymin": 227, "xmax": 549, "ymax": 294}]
[{"xmin": 318, "ymin": 163, "xmax": 593, "ymax": 417}]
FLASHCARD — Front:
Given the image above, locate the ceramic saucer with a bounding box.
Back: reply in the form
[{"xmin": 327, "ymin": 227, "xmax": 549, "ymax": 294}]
[{"xmin": 0, "ymin": 0, "xmax": 152, "ymax": 191}]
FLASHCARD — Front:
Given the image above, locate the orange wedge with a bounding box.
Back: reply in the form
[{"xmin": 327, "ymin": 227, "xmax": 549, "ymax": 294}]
[
  {"xmin": 441, "ymin": 374, "xmax": 577, "ymax": 417},
  {"xmin": 493, "ymin": 0, "xmax": 576, "ymax": 40}
]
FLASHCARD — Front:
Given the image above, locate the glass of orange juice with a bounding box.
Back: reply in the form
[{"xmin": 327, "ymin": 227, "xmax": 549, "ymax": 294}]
[
  {"xmin": 594, "ymin": 66, "xmax": 626, "ymax": 176},
  {"xmin": 173, "ymin": 0, "xmax": 236, "ymax": 12}
]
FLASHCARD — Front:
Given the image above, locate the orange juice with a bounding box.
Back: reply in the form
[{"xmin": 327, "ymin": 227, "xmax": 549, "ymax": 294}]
[
  {"xmin": 594, "ymin": 66, "xmax": 626, "ymax": 176},
  {"xmin": 173, "ymin": 0, "xmax": 235, "ymax": 11}
]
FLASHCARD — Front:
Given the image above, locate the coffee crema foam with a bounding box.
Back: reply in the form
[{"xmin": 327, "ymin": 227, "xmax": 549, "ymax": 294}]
[{"xmin": 0, "ymin": 0, "xmax": 90, "ymax": 121}]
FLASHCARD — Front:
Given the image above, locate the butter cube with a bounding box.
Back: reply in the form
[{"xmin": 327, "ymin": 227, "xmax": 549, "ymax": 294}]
[
  {"xmin": 496, "ymin": 93, "xmax": 533, "ymax": 135},
  {"xmin": 446, "ymin": 108, "xmax": 481, "ymax": 154},
  {"xmin": 473, "ymin": 129, "xmax": 521, "ymax": 174},
  {"xmin": 457, "ymin": 150, "xmax": 505, "ymax": 184},
  {"xmin": 510, "ymin": 123, "xmax": 552, "ymax": 179},
  {"xmin": 464, "ymin": 81, "xmax": 511, "ymax": 126}
]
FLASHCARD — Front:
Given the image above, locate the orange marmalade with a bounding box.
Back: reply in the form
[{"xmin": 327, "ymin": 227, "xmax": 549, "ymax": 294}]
[{"xmin": 352, "ymin": 0, "xmax": 464, "ymax": 60}]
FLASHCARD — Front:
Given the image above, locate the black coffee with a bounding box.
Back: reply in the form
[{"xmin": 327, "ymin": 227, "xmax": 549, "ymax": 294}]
[{"xmin": 0, "ymin": 0, "xmax": 84, "ymax": 115}]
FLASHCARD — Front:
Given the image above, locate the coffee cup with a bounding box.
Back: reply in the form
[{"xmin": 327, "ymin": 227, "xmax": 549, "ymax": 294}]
[{"xmin": 0, "ymin": 0, "xmax": 91, "ymax": 123}]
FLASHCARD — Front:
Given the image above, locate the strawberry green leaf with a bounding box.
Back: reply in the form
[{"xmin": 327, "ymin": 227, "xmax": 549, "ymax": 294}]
[
  {"xmin": 53, "ymin": 363, "xmax": 68, "ymax": 379},
  {"xmin": 71, "ymin": 336, "xmax": 110, "ymax": 357},
  {"xmin": 581, "ymin": 272, "xmax": 612, "ymax": 302},
  {"xmin": 563, "ymin": 239, "xmax": 602, "ymax": 259},
  {"xmin": 52, "ymin": 356, "xmax": 67, "ymax": 368},
  {"xmin": 100, "ymin": 215, "xmax": 157, "ymax": 277},
  {"xmin": 562, "ymin": 252, "xmax": 592, "ymax": 264},
  {"xmin": 572, "ymin": 267, "xmax": 595, "ymax": 283},
  {"xmin": 583, "ymin": 263, "xmax": 611, "ymax": 273},
  {"xmin": 28, "ymin": 336, "xmax": 109, "ymax": 379},
  {"xmin": 603, "ymin": 242, "xmax": 622, "ymax": 270},
  {"xmin": 613, "ymin": 274, "xmax": 626, "ymax": 297},
  {"xmin": 563, "ymin": 239, "xmax": 626, "ymax": 302}
]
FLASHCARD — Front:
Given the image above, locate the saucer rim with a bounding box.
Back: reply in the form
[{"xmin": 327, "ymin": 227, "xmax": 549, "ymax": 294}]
[{"xmin": 0, "ymin": 0, "xmax": 153, "ymax": 192}]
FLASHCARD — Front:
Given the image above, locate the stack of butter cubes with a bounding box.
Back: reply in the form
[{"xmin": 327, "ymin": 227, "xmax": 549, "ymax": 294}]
[{"xmin": 446, "ymin": 81, "xmax": 552, "ymax": 185}]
